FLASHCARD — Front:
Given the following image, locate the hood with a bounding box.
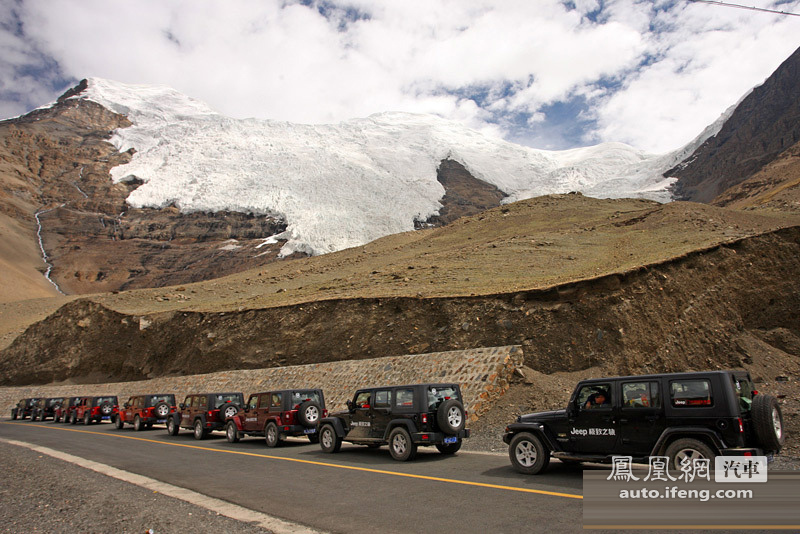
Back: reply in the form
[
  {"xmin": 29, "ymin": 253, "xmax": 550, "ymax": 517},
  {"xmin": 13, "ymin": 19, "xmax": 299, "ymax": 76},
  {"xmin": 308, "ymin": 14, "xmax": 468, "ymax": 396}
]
[{"xmin": 518, "ymin": 409, "xmax": 566, "ymax": 423}]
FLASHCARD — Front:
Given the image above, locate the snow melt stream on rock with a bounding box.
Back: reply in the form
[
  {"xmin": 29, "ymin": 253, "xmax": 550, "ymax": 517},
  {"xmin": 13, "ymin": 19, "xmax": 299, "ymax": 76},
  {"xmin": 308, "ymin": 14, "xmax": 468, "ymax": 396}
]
[{"xmin": 76, "ymin": 78, "xmax": 698, "ymax": 257}]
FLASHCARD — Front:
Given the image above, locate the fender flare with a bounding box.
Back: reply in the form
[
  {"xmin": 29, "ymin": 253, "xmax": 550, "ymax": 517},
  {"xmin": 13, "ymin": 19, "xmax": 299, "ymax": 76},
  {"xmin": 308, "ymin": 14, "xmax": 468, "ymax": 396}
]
[
  {"xmin": 505, "ymin": 422, "xmax": 561, "ymax": 452},
  {"xmin": 650, "ymin": 427, "xmax": 727, "ymax": 456},
  {"xmin": 319, "ymin": 417, "xmax": 347, "ymax": 437},
  {"xmin": 382, "ymin": 419, "xmax": 419, "ymax": 441}
]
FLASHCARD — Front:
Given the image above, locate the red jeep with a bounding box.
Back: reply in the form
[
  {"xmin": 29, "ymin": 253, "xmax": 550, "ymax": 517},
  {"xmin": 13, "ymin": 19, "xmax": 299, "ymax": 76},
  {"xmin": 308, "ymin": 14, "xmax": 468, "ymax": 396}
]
[
  {"xmin": 71, "ymin": 396, "xmax": 119, "ymax": 425},
  {"xmin": 115, "ymin": 394, "xmax": 176, "ymax": 431},
  {"xmin": 55, "ymin": 396, "xmax": 82, "ymax": 423},
  {"xmin": 225, "ymin": 389, "xmax": 326, "ymax": 447},
  {"xmin": 167, "ymin": 392, "xmax": 244, "ymax": 440}
]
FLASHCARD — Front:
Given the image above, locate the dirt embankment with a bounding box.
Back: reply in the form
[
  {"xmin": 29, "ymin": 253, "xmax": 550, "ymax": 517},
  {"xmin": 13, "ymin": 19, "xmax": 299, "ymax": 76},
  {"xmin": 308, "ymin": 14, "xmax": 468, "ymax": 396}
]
[{"xmin": 2, "ymin": 226, "xmax": 798, "ymax": 387}]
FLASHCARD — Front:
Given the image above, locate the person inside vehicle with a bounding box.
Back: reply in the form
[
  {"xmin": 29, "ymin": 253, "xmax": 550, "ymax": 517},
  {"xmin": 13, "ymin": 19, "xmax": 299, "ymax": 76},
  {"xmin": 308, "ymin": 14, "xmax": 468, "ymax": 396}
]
[{"xmin": 584, "ymin": 390, "xmax": 610, "ymax": 409}]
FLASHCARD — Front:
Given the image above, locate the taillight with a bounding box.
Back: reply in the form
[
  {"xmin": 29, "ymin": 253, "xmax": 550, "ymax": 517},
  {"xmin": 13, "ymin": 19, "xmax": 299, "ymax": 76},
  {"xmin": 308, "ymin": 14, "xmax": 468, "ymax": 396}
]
[
  {"xmin": 744, "ymin": 451, "xmax": 752, "ymax": 456},
  {"xmin": 421, "ymin": 413, "xmax": 428, "ymax": 424},
  {"xmin": 737, "ymin": 417, "xmax": 744, "ymax": 433},
  {"xmin": 421, "ymin": 434, "xmax": 430, "ymax": 441},
  {"xmin": 323, "ymin": 409, "xmax": 328, "ymax": 417},
  {"xmin": 753, "ymin": 390, "xmax": 758, "ymax": 396}
]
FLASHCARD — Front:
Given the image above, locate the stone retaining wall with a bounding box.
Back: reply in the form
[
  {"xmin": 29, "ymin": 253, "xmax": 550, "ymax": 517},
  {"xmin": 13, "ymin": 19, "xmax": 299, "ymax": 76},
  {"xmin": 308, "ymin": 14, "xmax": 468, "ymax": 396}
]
[{"xmin": 1, "ymin": 346, "xmax": 522, "ymax": 422}]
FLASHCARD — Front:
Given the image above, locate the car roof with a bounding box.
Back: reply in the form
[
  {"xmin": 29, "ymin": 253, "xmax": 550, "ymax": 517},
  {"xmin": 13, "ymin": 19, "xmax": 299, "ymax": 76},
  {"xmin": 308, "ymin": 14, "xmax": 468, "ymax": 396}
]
[
  {"xmin": 357, "ymin": 383, "xmax": 460, "ymax": 390},
  {"xmin": 187, "ymin": 392, "xmax": 243, "ymax": 397},
  {"xmin": 579, "ymin": 370, "xmax": 745, "ymax": 383},
  {"xmin": 252, "ymin": 389, "xmax": 321, "ymax": 395}
]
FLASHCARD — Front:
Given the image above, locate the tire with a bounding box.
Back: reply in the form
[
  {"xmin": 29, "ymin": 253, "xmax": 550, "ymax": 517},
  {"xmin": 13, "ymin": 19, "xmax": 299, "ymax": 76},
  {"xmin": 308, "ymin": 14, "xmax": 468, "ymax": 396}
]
[
  {"xmin": 226, "ymin": 421, "xmax": 240, "ymax": 443},
  {"xmin": 307, "ymin": 433, "xmax": 320, "ymax": 444},
  {"xmin": 11, "ymin": 410, "xmax": 17, "ymax": 420},
  {"xmin": 133, "ymin": 415, "xmax": 143, "ymax": 431},
  {"xmin": 319, "ymin": 424, "xmax": 342, "ymax": 453},
  {"xmin": 220, "ymin": 404, "xmax": 239, "ymax": 421},
  {"xmin": 193, "ymin": 419, "xmax": 208, "ymax": 440},
  {"xmin": 100, "ymin": 402, "xmax": 113, "ymax": 417},
  {"xmin": 751, "ymin": 394, "xmax": 785, "ymax": 451},
  {"xmin": 166, "ymin": 416, "xmax": 179, "ymax": 436},
  {"xmin": 265, "ymin": 422, "xmax": 281, "ymax": 448},
  {"xmin": 436, "ymin": 400, "xmax": 465, "ymax": 435},
  {"xmin": 30, "ymin": 412, "xmax": 38, "ymax": 422},
  {"xmin": 297, "ymin": 401, "xmax": 322, "ymax": 427},
  {"xmin": 665, "ymin": 438, "xmax": 715, "ymax": 470},
  {"xmin": 53, "ymin": 413, "xmax": 60, "ymax": 423},
  {"xmin": 114, "ymin": 415, "xmax": 125, "ymax": 430},
  {"xmin": 70, "ymin": 412, "xmax": 77, "ymax": 425},
  {"xmin": 153, "ymin": 402, "xmax": 170, "ymax": 419},
  {"xmin": 436, "ymin": 439, "xmax": 462, "ymax": 455},
  {"xmin": 84, "ymin": 413, "xmax": 92, "ymax": 425},
  {"xmin": 388, "ymin": 427, "xmax": 417, "ymax": 461},
  {"xmin": 509, "ymin": 432, "xmax": 550, "ymax": 475}
]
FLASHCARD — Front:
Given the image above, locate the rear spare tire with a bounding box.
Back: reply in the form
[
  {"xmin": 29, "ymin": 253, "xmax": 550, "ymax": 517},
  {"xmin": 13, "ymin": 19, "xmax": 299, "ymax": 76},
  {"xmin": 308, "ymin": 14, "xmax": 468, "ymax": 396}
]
[
  {"xmin": 297, "ymin": 401, "xmax": 322, "ymax": 427},
  {"xmin": 436, "ymin": 399, "xmax": 465, "ymax": 435},
  {"xmin": 751, "ymin": 394, "xmax": 784, "ymax": 451}
]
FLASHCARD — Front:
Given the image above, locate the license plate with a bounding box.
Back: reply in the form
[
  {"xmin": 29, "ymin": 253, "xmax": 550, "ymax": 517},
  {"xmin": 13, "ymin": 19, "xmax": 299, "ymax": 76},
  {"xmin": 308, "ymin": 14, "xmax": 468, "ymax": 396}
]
[
  {"xmin": 303, "ymin": 428, "xmax": 316, "ymax": 434},
  {"xmin": 157, "ymin": 419, "xmax": 166, "ymax": 423},
  {"xmin": 102, "ymin": 416, "xmax": 110, "ymax": 420},
  {"xmin": 767, "ymin": 453, "xmax": 774, "ymax": 463},
  {"xmin": 444, "ymin": 436, "xmax": 458, "ymax": 444}
]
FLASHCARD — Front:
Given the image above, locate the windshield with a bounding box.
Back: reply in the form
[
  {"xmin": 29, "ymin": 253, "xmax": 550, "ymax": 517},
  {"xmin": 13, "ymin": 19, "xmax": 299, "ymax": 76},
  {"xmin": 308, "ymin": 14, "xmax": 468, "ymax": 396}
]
[
  {"xmin": 427, "ymin": 386, "xmax": 460, "ymax": 410},
  {"xmin": 289, "ymin": 390, "xmax": 321, "ymax": 408},
  {"xmin": 212, "ymin": 394, "xmax": 243, "ymax": 409}
]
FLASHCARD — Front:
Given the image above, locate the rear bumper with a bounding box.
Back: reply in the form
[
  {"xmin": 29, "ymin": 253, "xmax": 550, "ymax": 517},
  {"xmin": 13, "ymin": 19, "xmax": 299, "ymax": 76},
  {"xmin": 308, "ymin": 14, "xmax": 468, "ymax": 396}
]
[
  {"xmin": 278, "ymin": 424, "xmax": 317, "ymax": 436},
  {"xmin": 412, "ymin": 428, "xmax": 470, "ymax": 444}
]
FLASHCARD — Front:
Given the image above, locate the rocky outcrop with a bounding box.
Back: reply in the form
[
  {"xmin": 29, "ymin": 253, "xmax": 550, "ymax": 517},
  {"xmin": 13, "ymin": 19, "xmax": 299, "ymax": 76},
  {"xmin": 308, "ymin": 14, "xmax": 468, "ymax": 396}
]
[{"xmin": 668, "ymin": 45, "xmax": 800, "ymax": 203}]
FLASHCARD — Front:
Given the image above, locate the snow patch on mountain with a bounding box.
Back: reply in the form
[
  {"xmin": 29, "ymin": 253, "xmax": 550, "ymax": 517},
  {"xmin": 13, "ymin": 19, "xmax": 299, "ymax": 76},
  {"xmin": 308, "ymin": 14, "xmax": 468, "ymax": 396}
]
[{"xmin": 72, "ymin": 78, "xmax": 715, "ymax": 257}]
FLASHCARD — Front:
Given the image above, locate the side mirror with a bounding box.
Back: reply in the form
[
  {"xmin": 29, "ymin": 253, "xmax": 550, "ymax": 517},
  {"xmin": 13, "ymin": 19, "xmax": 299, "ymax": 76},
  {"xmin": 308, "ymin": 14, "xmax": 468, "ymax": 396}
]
[
  {"xmin": 346, "ymin": 400, "xmax": 355, "ymax": 413},
  {"xmin": 179, "ymin": 403, "xmax": 186, "ymax": 410},
  {"xmin": 567, "ymin": 403, "xmax": 578, "ymax": 417},
  {"xmin": 123, "ymin": 402, "xmax": 130, "ymax": 409}
]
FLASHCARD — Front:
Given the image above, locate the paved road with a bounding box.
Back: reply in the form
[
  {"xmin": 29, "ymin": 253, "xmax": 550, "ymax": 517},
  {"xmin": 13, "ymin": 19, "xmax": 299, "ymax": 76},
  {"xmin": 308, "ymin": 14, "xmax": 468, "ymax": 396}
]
[{"xmin": 1, "ymin": 419, "xmax": 587, "ymax": 533}]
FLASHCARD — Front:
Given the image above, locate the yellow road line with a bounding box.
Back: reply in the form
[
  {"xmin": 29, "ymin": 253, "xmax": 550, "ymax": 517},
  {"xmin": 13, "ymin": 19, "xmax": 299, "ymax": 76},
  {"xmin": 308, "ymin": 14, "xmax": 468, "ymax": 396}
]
[{"xmin": 3, "ymin": 421, "xmax": 583, "ymax": 500}]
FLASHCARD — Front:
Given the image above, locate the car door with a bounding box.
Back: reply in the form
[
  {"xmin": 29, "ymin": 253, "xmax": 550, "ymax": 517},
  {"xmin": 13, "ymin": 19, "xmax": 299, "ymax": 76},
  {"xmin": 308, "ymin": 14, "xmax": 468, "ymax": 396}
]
[
  {"xmin": 615, "ymin": 380, "xmax": 665, "ymax": 456},
  {"xmin": 370, "ymin": 389, "xmax": 393, "ymax": 439},
  {"xmin": 569, "ymin": 382, "xmax": 619, "ymax": 454},
  {"xmin": 258, "ymin": 393, "xmax": 274, "ymax": 431},
  {"xmin": 242, "ymin": 395, "xmax": 259, "ymax": 431},
  {"xmin": 347, "ymin": 390, "xmax": 373, "ymax": 440},
  {"xmin": 181, "ymin": 396, "xmax": 193, "ymax": 427}
]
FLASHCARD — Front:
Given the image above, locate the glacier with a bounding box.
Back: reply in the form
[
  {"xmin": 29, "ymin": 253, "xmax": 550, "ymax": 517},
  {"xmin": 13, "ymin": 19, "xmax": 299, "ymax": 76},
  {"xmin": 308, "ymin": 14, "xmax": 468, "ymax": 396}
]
[{"xmin": 67, "ymin": 78, "xmax": 723, "ymax": 257}]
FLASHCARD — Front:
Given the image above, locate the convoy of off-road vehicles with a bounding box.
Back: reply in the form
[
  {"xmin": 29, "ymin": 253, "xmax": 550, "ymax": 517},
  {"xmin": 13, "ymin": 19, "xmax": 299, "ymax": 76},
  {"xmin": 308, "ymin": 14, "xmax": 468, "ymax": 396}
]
[{"xmin": 7, "ymin": 370, "xmax": 786, "ymax": 471}]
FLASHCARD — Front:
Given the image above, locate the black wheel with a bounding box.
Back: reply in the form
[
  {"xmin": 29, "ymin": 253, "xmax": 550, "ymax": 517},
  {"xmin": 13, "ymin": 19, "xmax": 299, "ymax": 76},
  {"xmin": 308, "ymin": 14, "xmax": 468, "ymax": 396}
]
[
  {"xmin": 30, "ymin": 412, "xmax": 38, "ymax": 422},
  {"xmin": 53, "ymin": 413, "xmax": 60, "ymax": 423},
  {"xmin": 752, "ymin": 394, "xmax": 785, "ymax": 451},
  {"xmin": 436, "ymin": 439, "xmax": 462, "ymax": 455},
  {"xmin": 265, "ymin": 422, "xmax": 281, "ymax": 448},
  {"xmin": 319, "ymin": 424, "xmax": 342, "ymax": 453},
  {"xmin": 166, "ymin": 416, "xmax": 179, "ymax": 436},
  {"xmin": 114, "ymin": 415, "xmax": 125, "ymax": 430},
  {"xmin": 133, "ymin": 415, "xmax": 143, "ymax": 431},
  {"xmin": 389, "ymin": 427, "xmax": 417, "ymax": 461},
  {"xmin": 84, "ymin": 413, "xmax": 92, "ymax": 425},
  {"xmin": 70, "ymin": 412, "xmax": 77, "ymax": 425},
  {"xmin": 11, "ymin": 410, "xmax": 17, "ymax": 420},
  {"xmin": 219, "ymin": 404, "xmax": 239, "ymax": 421},
  {"xmin": 100, "ymin": 402, "xmax": 113, "ymax": 417},
  {"xmin": 509, "ymin": 432, "xmax": 550, "ymax": 475},
  {"xmin": 436, "ymin": 400, "xmax": 465, "ymax": 435},
  {"xmin": 297, "ymin": 401, "xmax": 322, "ymax": 427},
  {"xmin": 226, "ymin": 421, "xmax": 240, "ymax": 443},
  {"xmin": 665, "ymin": 438, "xmax": 715, "ymax": 470},
  {"xmin": 153, "ymin": 402, "xmax": 171, "ymax": 419},
  {"xmin": 307, "ymin": 433, "xmax": 320, "ymax": 444},
  {"xmin": 193, "ymin": 419, "xmax": 208, "ymax": 440}
]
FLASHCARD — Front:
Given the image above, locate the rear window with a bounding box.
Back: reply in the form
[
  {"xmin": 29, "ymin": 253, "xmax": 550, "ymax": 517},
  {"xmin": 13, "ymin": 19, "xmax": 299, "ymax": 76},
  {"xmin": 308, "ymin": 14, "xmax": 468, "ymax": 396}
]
[
  {"xmin": 670, "ymin": 379, "xmax": 713, "ymax": 407},
  {"xmin": 146, "ymin": 395, "xmax": 175, "ymax": 407},
  {"xmin": 288, "ymin": 390, "xmax": 321, "ymax": 408},
  {"xmin": 731, "ymin": 375, "xmax": 754, "ymax": 413},
  {"xmin": 212, "ymin": 394, "xmax": 242, "ymax": 409},
  {"xmin": 427, "ymin": 386, "xmax": 460, "ymax": 410},
  {"xmin": 94, "ymin": 396, "xmax": 117, "ymax": 406}
]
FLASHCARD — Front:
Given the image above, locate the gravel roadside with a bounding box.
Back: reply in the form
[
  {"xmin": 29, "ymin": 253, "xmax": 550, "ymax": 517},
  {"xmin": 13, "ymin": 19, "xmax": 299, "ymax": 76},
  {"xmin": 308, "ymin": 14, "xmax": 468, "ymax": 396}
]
[{"xmin": 0, "ymin": 441, "xmax": 274, "ymax": 534}]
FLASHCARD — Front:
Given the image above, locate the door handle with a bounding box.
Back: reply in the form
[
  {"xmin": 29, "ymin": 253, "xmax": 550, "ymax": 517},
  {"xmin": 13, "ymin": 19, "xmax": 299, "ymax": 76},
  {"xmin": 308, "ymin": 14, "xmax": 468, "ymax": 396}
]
[{"xmin": 619, "ymin": 418, "xmax": 628, "ymax": 423}]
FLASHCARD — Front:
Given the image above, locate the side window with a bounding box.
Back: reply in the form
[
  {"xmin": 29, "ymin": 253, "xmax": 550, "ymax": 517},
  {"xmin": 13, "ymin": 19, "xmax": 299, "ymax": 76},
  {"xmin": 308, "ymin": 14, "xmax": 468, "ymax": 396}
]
[
  {"xmin": 195, "ymin": 396, "xmax": 206, "ymax": 409},
  {"xmin": 374, "ymin": 390, "xmax": 390, "ymax": 408},
  {"xmin": 270, "ymin": 393, "xmax": 282, "ymax": 410},
  {"xmin": 354, "ymin": 391, "xmax": 372, "ymax": 408},
  {"xmin": 670, "ymin": 379, "xmax": 713, "ymax": 407},
  {"xmin": 248, "ymin": 396, "xmax": 258, "ymax": 410},
  {"xmin": 394, "ymin": 388, "xmax": 415, "ymax": 408},
  {"xmin": 577, "ymin": 384, "xmax": 612, "ymax": 410},
  {"xmin": 622, "ymin": 382, "xmax": 661, "ymax": 409}
]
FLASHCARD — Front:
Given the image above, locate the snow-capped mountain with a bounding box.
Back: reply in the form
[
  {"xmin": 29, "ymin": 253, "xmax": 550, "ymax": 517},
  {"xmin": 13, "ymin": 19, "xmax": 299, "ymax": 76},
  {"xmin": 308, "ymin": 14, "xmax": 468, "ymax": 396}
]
[{"xmin": 63, "ymin": 78, "xmax": 712, "ymax": 257}]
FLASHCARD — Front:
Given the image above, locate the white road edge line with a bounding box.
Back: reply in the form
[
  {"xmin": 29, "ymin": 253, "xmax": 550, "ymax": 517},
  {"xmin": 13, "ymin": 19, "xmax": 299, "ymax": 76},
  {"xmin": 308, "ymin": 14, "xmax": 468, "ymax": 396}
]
[{"xmin": 0, "ymin": 437, "xmax": 326, "ymax": 534}]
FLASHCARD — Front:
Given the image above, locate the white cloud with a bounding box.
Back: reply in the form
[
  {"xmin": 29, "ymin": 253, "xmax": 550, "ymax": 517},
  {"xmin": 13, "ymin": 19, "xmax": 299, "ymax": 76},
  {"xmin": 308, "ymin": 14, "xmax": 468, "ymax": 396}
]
[{"xmin": 2, "ymin": 0, "xmax": 799, "ymax": 153}]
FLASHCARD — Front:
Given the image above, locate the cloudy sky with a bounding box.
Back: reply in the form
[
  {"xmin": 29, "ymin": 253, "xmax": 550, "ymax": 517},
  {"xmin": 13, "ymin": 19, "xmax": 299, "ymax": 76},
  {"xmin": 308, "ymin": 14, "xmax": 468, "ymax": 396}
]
[{"xmin": 1, "ymin": 0, "xmax": 798, "ymax": 153}]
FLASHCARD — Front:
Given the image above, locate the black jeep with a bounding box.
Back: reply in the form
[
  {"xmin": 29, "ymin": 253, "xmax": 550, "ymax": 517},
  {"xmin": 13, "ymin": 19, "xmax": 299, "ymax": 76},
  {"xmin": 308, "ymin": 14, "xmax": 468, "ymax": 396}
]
[
  {"xmin": 318, "ymin": 383, "xmax": 469, "ymax": 461},
  {"xmin": 504, "ymin": 370, "xmax": 784, "ymax": 474},
  {"xmin": 31, "ymin": 397, "xmax": 65, "ymax": 421},
  {"xmin": 167, "ymin": 392, "xmax": 244, "ymax": 439},
  {"xmin": 10, "ymin": 398, "xmax": 39, "ymax": 420}
]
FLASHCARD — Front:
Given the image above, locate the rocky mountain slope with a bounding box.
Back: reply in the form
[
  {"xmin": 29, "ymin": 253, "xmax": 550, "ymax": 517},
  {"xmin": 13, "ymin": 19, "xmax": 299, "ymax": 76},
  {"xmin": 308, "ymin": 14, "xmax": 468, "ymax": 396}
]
[{"xmin": 668, "ymin": 45, "xmax": 800, "ymax": 203}]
